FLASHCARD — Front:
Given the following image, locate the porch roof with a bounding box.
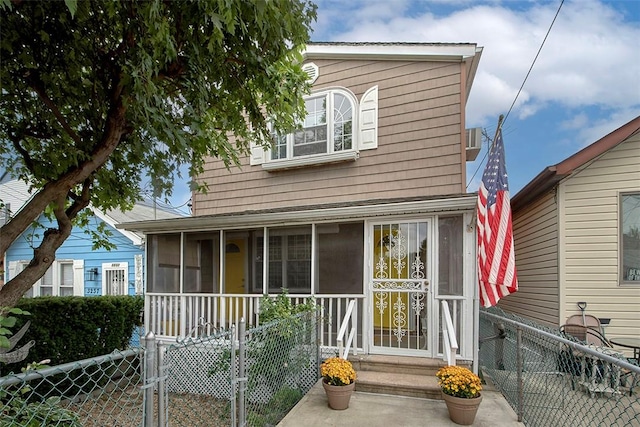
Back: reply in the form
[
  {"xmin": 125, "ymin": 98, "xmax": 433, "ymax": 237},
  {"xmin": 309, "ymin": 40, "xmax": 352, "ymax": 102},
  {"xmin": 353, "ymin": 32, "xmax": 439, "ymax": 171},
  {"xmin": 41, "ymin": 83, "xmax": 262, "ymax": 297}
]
[{"xmin": 117, "ymin": 194, "xmax": 477, "ymax": 233}]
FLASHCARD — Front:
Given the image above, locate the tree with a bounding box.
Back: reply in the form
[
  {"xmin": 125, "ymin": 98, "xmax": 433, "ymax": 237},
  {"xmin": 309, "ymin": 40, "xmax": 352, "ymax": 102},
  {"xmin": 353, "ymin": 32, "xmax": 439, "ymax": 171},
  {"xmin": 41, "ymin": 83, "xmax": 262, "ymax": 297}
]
[{"xmin": 0, "ymin": 0, "xmax": 317, "ymax": 307}]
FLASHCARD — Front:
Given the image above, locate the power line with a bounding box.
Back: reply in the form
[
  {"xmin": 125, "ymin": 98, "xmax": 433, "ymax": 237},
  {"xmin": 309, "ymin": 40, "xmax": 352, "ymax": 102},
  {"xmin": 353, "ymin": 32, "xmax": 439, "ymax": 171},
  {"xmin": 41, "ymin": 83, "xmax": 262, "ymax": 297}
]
[
  {"xmin": 502, "ymin": 0, "xmax": 565, "ymax": 127},
  {"xmin": 466, "ymin": 0, "xmax": 565, "ymax": 189}
]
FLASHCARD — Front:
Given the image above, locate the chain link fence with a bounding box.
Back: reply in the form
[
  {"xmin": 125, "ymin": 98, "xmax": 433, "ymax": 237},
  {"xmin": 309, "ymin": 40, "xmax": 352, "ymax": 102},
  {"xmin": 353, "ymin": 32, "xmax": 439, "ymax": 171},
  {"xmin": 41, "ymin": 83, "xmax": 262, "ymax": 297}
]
[
  {"xmin": 1, "ymin": 312, "xmax": 318, "ymax": 427},
  {"xmin": 162, "ymin": 311, "xmax": 319, "ymax": 427},
  {"xmin": 0, "ymin": 348, "xmax": 143, "ymax": 426},
  {"xmin": 479, "ymin": 307, "xmax": 640, "ymax": 427},
  {"xmin": 241, "ymin": 311, "xmax": 319, "ymax": 427}
]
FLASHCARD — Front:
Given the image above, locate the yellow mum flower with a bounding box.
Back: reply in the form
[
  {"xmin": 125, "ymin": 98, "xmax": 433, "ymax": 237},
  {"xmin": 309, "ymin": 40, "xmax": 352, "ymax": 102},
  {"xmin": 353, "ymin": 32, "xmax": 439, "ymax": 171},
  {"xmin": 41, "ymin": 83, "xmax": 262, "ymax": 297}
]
[
  {"xmin": 321, "ymin": 357, "xmax": 356, "ymax": 386},
  {"xmin": 436, "ymin": 365, "xmax": 482, "ymax": 398}
]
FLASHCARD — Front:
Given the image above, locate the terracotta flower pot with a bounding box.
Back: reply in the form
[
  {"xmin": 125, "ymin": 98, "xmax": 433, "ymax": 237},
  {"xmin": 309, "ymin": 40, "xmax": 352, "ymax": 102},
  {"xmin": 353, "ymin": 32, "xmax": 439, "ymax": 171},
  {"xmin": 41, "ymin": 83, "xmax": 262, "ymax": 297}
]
[
  {"xmin": 442, "ymin": 392, "xmax": 482, "ymax": 425},
  {"xmin": 322, "ymin": 380, "xmax": 355, "ymax": 410}
]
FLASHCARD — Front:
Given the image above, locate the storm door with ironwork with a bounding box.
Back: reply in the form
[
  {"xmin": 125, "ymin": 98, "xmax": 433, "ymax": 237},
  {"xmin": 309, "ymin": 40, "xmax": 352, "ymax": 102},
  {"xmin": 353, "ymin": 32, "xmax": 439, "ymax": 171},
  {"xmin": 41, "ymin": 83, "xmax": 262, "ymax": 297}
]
[{"xmin": 369, "ymin": 221, "xmax": 431, "ymax": 355}]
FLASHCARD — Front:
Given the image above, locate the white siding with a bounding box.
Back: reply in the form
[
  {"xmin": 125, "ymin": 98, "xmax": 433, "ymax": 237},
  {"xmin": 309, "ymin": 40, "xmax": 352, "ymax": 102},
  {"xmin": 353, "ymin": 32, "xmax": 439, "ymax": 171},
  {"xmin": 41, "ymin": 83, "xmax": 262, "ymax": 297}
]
[
  {"xmin": 559, "ymin": 133, "xmax": 640, "ymax": 340},
  {"xmin": 502, "ymin": 190, "xmax": 559, "ymax": 326}
]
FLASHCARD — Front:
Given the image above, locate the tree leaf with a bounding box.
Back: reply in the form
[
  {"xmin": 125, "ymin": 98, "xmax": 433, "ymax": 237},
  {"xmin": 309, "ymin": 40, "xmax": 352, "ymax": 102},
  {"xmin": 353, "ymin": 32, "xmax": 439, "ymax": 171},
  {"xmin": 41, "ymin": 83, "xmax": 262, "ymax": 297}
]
[{"xmin": 64, "ymin": 0, "xmax": 77, "ymax": 17}]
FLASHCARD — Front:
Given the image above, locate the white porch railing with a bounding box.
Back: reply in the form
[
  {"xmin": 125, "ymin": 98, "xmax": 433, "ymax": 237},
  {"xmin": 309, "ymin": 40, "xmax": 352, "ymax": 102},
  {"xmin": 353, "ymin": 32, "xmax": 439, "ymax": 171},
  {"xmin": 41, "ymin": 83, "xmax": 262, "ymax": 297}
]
[
  {"xmin": 336, "ymin": 299, "xmax": 357, "ymax": 359},
  {"xmin": 145, "ymin": 293, "xmax": 365, "ymax": 352},
  {"xmin": 441, "ymin": 300, "xmax": 459, "ymax": 366}
]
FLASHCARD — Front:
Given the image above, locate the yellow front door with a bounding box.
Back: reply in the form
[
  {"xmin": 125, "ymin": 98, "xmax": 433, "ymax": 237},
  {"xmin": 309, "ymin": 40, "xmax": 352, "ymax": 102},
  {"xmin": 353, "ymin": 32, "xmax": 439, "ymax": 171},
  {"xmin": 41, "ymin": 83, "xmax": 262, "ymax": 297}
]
[
  {"xmin": 223, "ymin": 238, "xmax": 246, "ymax": 324},
  {"xmin": 225, "ymin": 239, "xmax": 245, "ymax": 294}
]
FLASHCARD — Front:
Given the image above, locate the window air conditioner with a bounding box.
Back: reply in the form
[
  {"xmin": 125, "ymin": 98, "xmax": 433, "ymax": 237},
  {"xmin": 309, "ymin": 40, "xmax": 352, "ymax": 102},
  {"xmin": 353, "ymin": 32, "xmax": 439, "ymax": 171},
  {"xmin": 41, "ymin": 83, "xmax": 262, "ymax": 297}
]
[{"xmin": 466, "ymin": 127, "xmax": 482, "ymax": 161}]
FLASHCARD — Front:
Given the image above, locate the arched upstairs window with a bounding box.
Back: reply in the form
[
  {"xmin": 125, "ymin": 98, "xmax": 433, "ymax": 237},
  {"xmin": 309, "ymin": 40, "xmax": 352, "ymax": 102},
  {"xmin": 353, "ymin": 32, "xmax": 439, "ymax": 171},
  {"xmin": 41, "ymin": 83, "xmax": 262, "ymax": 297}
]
[{"xmin": 251, "ymin": 86, "xmax": 378, "ymax": 170}]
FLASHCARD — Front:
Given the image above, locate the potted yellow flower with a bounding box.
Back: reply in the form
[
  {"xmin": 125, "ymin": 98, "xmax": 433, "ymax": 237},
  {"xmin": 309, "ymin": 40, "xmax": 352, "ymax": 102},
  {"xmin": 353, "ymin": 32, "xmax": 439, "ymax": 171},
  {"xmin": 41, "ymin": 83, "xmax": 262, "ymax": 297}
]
[
  {"xmin": 320, "ymin": 357, "xmax": 356, "ymax": 410},
  {"xmin": 436, "ymin": 365, "xmax": 483, "ymax": 425}
]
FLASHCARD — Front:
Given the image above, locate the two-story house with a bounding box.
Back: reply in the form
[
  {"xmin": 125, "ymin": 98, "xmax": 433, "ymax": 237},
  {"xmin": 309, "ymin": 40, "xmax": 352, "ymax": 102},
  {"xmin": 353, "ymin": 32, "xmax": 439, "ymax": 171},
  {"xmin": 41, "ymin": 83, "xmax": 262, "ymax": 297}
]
[{"xmin": 120, "ymin": 42, "xmax": 484, "ymax": 364}]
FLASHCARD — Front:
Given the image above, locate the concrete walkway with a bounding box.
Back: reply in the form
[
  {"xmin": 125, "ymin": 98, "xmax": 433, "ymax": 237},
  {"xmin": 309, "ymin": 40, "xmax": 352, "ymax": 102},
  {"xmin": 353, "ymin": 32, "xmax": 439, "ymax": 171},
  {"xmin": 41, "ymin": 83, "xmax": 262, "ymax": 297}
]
[{"xmin": 278, "ymin": 380, "xmax": 524, "ymax": 427}]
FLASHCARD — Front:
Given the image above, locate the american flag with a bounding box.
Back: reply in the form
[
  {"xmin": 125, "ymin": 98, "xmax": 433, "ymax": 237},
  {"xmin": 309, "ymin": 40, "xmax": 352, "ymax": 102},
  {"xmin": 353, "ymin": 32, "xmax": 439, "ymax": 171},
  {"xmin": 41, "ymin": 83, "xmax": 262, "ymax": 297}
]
[{"xmin": 477, "ymin": 129, "xmax": 518, "ymax": 307}]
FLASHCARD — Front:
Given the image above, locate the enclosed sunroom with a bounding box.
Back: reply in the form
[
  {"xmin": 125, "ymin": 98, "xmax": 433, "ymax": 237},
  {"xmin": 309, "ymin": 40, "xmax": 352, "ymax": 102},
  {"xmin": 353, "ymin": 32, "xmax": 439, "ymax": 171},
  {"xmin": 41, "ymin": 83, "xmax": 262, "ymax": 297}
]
[{"xmin": 120, "ymin": 195, "xmax": 478, "ymax": 363}]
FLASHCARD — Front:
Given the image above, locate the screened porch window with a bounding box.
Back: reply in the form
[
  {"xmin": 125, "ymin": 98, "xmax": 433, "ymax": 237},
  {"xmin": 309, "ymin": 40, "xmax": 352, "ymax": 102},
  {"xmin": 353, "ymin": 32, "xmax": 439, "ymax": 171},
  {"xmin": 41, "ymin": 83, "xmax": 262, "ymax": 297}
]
[
  {"xmin": 254, "ymin": 226, "xmax": 312, "ymax": 293},
  {"xmin": 437, "ymin": 215, "xmax": 464, "ymax": 296},
  {"xmin": 316, "ymin": 222, "xmax": 363, "ymax": 294},
  {"xmin": 184, "ymin": 232, "xmax": 220, "ymax": 293},
  {"xmin": 147, "ymin": 234, "xmax": 180, "ymax": 293}
]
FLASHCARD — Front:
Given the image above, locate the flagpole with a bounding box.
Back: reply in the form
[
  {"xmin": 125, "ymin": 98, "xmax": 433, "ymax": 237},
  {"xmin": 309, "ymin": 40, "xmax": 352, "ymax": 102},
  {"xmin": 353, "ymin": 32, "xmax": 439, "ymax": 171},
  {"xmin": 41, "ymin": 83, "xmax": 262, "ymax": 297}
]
[{"xmin": 491, "ymin": 114, "xmax": 505, "ymax": 149}]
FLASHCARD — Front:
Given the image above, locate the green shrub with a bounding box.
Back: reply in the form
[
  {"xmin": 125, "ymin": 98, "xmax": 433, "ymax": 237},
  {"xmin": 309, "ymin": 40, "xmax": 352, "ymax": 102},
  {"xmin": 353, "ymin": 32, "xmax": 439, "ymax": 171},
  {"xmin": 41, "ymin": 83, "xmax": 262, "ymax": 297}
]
[
  {"xmin": 1, "ymin": 296, "xmax": 143, "ymax": 374},
  {"xmin": 259, "ymin": 288, "xmax": 316, "ymax": 324}
]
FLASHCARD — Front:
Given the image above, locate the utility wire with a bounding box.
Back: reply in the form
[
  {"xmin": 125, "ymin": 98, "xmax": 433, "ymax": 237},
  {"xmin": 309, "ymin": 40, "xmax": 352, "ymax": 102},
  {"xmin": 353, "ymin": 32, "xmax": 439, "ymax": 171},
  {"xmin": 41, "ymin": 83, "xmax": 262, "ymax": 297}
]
[{"xmin": 466, "ymin": 0, "xmax": 565, "ymax": 189}]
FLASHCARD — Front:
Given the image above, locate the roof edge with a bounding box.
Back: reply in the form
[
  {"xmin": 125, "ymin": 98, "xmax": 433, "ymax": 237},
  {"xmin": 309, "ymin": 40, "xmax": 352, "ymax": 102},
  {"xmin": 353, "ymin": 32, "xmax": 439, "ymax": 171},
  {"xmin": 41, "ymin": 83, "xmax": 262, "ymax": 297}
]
[
  {"xmin": 302, "ymin": 42, "xmax": 480, "ymax": 62},
  {"xmin": 511, "ymin": 115, "xmax": 640, "ymax": 213},
  {"xmin": 511, "ymin": 167, "xmax": 563, "ymax": 214},
  {"xmin": 118, "ymin": 194, "xmax": 478, "ymax": 233},
  {"xmin": 555, "ymin": 115, "xmax": 640, "ymax": 175}
]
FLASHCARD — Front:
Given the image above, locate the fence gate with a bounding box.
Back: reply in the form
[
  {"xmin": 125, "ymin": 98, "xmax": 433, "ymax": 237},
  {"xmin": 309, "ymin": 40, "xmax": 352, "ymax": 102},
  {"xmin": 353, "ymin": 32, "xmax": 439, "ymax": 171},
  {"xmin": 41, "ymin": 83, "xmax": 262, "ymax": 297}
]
[{"xmin": 142, "ymin": 313, "xmax": 318, "ymax": 427}]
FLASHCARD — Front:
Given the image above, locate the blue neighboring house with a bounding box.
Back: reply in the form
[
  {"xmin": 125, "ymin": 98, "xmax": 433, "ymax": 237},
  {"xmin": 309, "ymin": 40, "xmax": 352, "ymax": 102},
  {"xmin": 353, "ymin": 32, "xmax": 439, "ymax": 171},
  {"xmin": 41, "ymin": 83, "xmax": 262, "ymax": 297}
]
[{"xmin": 1, "ymin": 178, "xmax": 184, "ymax": 297}]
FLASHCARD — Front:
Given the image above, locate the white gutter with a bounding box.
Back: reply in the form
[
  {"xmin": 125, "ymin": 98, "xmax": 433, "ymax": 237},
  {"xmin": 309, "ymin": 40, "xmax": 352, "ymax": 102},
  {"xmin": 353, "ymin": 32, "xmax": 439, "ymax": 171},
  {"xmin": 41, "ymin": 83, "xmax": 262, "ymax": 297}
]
[{"xmin": 303, "ymin": 43, "xmax": 480, "ymax": 62}]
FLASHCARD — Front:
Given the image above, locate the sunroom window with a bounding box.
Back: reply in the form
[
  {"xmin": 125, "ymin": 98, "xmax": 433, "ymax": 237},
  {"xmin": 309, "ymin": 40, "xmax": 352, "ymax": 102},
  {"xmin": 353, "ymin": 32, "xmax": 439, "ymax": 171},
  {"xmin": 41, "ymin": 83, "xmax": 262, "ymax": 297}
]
[{"xmin": 253, "ymin": 226, "xmax": 312, "ymax": 293}]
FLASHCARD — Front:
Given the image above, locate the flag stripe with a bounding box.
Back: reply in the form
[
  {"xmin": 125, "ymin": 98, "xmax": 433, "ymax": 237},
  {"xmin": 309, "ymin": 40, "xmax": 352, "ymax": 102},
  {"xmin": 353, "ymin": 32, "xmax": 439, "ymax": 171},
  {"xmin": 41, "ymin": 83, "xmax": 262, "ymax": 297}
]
[{"xmin": 476, "ymin": 129, "xmax": 518, "ymax": 307}]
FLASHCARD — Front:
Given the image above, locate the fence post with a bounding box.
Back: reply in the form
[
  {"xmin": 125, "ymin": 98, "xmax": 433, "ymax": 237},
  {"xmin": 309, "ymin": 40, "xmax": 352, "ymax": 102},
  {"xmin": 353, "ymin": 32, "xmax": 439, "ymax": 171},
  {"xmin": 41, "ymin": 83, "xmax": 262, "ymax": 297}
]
[
  {"xmin": 494, "ymin": 323, "xmax": 505, "ymax": 369},
  {"xmin": 516, "ymin": 326, "xmax": 523, "ymax": 423},
  {"xmin": 143, "ymin": 331, "xmax": 156, "ymax": 427},
  {"xmin": 239, "ymin": 318, "xmax": 247, "ymax": 427},
  {"xmin": 231, "ymin": 324, "xmax": 237, "ymax": 427},
  {"xmin": 157, "ymin": 342, "xmax": 166, "ymax": 427},
  {"xmin": 316, "ymin": 310, "xmax": 322, "ymax": 378}
]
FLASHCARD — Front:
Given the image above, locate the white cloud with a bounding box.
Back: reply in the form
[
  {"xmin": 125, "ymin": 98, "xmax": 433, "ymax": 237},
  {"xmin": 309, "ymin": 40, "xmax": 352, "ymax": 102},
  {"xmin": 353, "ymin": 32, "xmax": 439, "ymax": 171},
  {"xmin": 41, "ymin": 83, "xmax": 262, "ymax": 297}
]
[
  {"xmin": 561, "ymin": 113, "xmax": 589, "ymax": 130},
  {"xmin": 574, "ymin": 108, "xmax": 640, "ymax": 148},
  {"xmin": 314, "ymin": 0, "xmax": 640, "ymax": 127}
]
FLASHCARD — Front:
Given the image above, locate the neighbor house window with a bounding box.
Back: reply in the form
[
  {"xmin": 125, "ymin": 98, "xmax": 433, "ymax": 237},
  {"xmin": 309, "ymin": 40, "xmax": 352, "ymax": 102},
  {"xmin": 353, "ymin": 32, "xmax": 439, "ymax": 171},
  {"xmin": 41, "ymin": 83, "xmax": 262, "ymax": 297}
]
[
  {"xmin": 271, "ymin": 90, "xmax": 354, "ymax": 161},
  {"xmin": 10, "ymin": 260, "xmax": 80, "ymax": 297},
  {"xmin": 621, "ymin": 192, "xmax": 640, "ymax": 284},
  {"xmin": 35, "ymin": 261, "xmax": 75, "ymax": 296}
]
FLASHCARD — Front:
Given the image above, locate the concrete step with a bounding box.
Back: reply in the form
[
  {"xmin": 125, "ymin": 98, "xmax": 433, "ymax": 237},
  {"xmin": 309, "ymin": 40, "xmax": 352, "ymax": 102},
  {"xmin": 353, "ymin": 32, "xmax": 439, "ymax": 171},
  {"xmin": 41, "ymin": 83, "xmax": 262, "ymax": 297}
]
[
  {"xmin": 348, "ymin": 354, "xmax": 451, "ymax": 376},
  {"xmin": 355, "ymin": 370, "xmax": 443, "ymax": 400},
  {"xmin": 347, "ymin": 355, "xmax": 473, "ymax": 400}
]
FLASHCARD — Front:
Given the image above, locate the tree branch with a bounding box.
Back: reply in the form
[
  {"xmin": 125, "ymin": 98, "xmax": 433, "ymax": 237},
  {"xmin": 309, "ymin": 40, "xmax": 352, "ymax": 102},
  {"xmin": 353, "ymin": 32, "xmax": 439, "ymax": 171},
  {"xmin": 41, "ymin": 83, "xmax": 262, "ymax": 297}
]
[
  {"xmin": 23, "ymin": 69, "xmax": 82, "ymax": 145},
  {"xmin": 9, "ymin": 135, "xmax": 37, "ymax": 174}
]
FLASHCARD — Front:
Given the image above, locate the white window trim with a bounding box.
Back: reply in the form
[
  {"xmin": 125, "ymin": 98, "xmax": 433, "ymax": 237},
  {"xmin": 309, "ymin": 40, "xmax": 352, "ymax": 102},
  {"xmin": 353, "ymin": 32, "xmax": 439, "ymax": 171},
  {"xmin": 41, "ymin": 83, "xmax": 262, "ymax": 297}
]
[
  {"xmin": 252, "ymin": 227, "xmax": 313, "ymax": 293},
  {"xmin": 8, "ymin": 259, "xmax": 84, "ymax": 297},
  {"xmin": 250, "ymin": 85, "xmax": 378, "ymax": 169},
  {"xmin": 261, "ymin": 150, "xmax": 359, "ymax": 171},
  {"xmin": 101, "ymin": 262, "xmax": 130, "ymax": 296},
  {"xmin": 620, "ymin": 191, "xmax": 640, "ymax": 286}
]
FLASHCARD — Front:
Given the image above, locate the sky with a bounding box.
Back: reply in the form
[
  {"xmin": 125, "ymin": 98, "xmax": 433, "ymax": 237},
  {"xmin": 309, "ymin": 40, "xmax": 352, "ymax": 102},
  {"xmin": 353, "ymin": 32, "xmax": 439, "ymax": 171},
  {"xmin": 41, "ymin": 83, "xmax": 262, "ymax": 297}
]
[
  {"xmin": 311, "ymin": 0, "xmax": 640, "ymax": 192},
  {"xmin": 168, "ymin": 0, "xmax": 640, "ymax": 214}
]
